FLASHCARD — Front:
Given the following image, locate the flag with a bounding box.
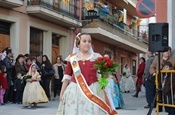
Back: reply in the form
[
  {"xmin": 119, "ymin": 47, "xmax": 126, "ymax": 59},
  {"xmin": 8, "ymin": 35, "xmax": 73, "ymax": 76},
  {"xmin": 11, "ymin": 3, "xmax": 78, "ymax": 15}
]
[
  {"xmin": 84, "ymin": 2, "xmax": 94, "ymax": 10},
  {"xmin": 118, "ymin": 13, "xmax": 123, "ymax": 22},
  {"xmin": 136, "ymin": 18, "xmax": 142, "ymax": 26},
  {"xmin": 62, "ymin": 0, "xmax": 69, "ymax": 6}
]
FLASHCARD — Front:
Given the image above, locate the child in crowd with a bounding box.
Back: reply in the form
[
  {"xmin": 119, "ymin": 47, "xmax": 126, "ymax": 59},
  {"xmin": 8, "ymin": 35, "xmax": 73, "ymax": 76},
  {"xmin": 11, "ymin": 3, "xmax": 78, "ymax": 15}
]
[
  {"xmin": 162, "ymin": 61, "xmax": 175, "ymax": 115},
  {"xmin": 22, "ymin": 63, "xmax": 48, "ymax": 108},
  {"xmin": 0, "ymin": 65, "xmax": 8, "ymax": 105},
  {"xmin": 14, "ymin": 73, "xmax": 25, "ymax": 104}
]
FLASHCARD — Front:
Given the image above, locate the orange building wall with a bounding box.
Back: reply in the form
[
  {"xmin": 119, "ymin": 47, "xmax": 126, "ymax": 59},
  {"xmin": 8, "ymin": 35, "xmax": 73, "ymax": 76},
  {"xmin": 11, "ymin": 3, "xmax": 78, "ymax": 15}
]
[{"xmin": 155, "ymin": 0, "xmax": 167, "ymax": 22}]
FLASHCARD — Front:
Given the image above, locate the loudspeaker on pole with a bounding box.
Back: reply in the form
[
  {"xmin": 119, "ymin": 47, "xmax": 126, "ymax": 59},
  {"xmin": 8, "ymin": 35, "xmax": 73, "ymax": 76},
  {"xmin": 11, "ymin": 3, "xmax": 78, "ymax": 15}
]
[{"xmin": 148, "ymin": 23, "xmax": 168, "ymax": 52}]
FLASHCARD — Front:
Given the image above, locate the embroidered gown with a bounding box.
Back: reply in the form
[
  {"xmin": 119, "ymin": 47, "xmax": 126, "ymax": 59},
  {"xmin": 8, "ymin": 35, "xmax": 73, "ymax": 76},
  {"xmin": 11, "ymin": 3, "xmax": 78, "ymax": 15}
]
[
  {"xmin": 23, "ymin": 72, "xmax": 48, "ymax": 105},
  {"xmin": 105, "ymin": 75, "xmax": 125, "ymax": 109},
  {"xmin": 56, "ymin": 53, "xmax": 109, "ymax": 115},
  {"xmin": 120, "ymin": 68, "xmax": 135, "ymax": 92}
]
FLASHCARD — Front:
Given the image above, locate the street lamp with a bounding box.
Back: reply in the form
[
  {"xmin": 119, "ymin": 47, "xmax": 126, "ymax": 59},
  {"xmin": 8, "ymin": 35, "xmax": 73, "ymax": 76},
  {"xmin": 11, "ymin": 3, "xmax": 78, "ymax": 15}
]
[
  {"xmin": 84, "ymin": 10, "xmax": 99, "ymax": 20},
  {"xmin": 82, "ymin": 9, "xmax": 99, "ymax": 27}
]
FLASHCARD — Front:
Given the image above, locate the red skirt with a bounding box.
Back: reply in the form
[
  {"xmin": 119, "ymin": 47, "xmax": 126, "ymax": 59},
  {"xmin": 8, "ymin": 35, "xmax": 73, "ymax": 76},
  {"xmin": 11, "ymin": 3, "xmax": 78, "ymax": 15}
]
[{"xmin": 136, "ymin": 77, "xmax": 142, "ymax": 85}]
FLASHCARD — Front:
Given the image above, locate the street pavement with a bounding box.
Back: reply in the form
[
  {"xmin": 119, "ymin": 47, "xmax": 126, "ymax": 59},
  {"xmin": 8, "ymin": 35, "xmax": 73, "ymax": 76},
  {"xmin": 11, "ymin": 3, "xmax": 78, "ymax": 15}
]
[{"xmin": 0, "ymin": 91, "xmax": 167, "ymax": 115}]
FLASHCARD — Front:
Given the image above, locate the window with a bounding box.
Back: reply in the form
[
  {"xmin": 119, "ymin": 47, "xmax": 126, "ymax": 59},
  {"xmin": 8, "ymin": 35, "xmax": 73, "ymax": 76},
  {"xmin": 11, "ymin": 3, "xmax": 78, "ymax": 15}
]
[
  {"xmin": 132, "ymin": 60, "xmax": 136, "ymax": 75},
  {"xmin": 120, "ymin": 57, "xmax": 125, "ymax": 74},
  {"xmin": 30, "ymin": 27, "xmax": 43, "ymax": 57},
  {"xmin": 0, "ymin": 21, "xmax": 10, "ymax": 35},
  {"xmin": 132, "ymin": 21, "xmax": 136, "ymax": 37},
  {"xmin": 59, "ymin": 0, "xmax": 76, "ymax": 15},
  {"xmin": 52, "ymin": 33, "xmax": 59, "ymax": 46},
  {"xmin": 103, "ymin": 48, "xmax": 114, "ymax": 59}
]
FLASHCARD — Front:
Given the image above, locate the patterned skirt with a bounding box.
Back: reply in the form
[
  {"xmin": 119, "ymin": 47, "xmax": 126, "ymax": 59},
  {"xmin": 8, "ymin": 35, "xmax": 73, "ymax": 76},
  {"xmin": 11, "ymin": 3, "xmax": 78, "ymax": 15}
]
[
  {"xmin": 120, "ymin": 76, "xmax": 135, "ymax": 92},
  {"xmin": 23, "ymin": 82, "xmax": 48, "ymax": 105},
  {"xmin": 56, "ymin": 82, "xmax": 108, "ymax": 115}
]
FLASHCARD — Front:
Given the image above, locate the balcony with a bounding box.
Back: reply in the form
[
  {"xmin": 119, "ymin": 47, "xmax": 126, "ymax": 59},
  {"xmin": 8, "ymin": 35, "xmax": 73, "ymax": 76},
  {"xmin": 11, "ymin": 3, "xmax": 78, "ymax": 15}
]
[
  {"xmin": 107, "ymin": 0, "xmax": 137, "ymax": 16},
  {"xmin": 82, "ymin": 6, "xmax": 147, "ymax": 53},
  {"xmin": 27, "ymin": 0, "xmax": 82, "ymax": 27},
  {"xmin": 0, "ymin": 0, "xmax": 24, "ymax": 9}
]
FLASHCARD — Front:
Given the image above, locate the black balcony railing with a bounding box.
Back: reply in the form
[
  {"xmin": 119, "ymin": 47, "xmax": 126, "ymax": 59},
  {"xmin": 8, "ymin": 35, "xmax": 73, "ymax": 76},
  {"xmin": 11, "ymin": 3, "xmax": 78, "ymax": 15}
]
[
  {"xmin": 27, "ymin": 0, "xmax": 80, "ymax": 20},
  {"xmin": 82, "ymin": 5, "xmax": 148, "ymax": 44}
]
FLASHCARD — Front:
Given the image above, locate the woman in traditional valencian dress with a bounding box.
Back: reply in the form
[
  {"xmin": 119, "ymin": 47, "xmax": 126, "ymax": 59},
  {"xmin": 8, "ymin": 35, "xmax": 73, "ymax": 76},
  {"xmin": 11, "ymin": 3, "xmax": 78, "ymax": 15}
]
[
  {"xmin": 56, "ymin": 33, "xmax": 117, "ymax": 115},
  {"xmin": 120, "ymin": 64, "xmax": 135, "ymax": 93},
  {"xmin": 105, "ymin": 74, "xmax": 125, "ymax": 109},
  {"xmin": 23, "ymin": 63, "xmax": 48, "ymax": 108}
]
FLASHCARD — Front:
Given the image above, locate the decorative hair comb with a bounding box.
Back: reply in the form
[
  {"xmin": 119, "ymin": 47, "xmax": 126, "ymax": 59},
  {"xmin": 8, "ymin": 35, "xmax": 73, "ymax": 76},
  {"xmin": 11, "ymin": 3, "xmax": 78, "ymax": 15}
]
[{"xmin": 76, "ymin": 33, "xmax": 81, "ymax": 40}]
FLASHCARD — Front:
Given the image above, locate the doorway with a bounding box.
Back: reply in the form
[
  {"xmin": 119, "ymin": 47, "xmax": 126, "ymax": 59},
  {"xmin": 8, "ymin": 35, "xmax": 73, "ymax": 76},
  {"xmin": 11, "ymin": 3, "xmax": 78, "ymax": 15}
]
[
  {"xmin": 132, "ymin": 59, "xmax": 136, "ymax": 75},
  {"xmin": 0, "ymin": 22, "xmax": 10, "ymax": 52},
  {"xmin": 120, "ymin": 56, "xmax": 125, "ymax": 74},
  {"xmin": 52, "ymin": 33, "xmax": 60, "ymax": 64},
  {"xmin": 51, "ymin": 33, "xmax": 60, "ymax": 95}
]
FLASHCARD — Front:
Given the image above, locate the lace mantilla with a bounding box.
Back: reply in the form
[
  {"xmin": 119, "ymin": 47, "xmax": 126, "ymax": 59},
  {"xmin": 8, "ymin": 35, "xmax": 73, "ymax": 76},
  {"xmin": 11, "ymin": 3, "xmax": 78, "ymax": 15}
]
[{"xmin": 65, "ymin": 52, "xmax": 101, "ymax": 62}]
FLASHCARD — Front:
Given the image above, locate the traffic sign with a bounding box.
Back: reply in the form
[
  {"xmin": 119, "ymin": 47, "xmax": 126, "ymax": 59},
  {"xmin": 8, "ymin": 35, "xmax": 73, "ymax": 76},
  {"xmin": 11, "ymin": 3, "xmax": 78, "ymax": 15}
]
[{"xmin": 136, "ymin": 0, "xmax": 155, "ymax": 18}]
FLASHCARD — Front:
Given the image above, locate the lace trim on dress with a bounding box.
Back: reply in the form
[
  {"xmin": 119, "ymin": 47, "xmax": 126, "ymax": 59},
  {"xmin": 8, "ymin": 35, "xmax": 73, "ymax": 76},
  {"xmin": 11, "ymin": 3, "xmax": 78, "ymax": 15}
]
[
  {"xmin": 62, "ymin": 52, "xmax": 102, "ymax": 81},
  {"xmin": 62, "ymin": 74, "xmax": 72, "ymax": 82}
]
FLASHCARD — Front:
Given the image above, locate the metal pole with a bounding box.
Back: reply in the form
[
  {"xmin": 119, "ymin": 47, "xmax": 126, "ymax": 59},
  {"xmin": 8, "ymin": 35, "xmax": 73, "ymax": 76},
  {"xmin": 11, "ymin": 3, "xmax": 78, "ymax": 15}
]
[
  {"xmin": 147, "ymin": 51, "xmax": 162, "ymax": 115},
  {"xmin": 157, "ymin": 51, "xmax": 162, "ymax": 111}
]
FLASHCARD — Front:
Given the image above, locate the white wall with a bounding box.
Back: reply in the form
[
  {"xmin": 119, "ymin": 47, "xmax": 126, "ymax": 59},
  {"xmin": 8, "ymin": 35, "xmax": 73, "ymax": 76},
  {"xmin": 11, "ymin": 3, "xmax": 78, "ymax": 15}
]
[
  {"xmin": 168, "ymin": 0, "xmax": 175, "ymax": 49},
  {"xmin": 168, "ymin": 0, "xmax": 175, "ymax": 57}
]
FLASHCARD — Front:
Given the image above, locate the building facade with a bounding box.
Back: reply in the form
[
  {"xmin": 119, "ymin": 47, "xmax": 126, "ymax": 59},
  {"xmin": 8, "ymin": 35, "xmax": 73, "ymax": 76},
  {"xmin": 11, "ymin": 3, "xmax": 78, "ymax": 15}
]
[
  {"xmin": 82, "ymin": 0, "xmax": 147, "ymax": 76},
  {"xmin": 0, "ymin": 0, "xmax": 81, "ymax": 63},
  {"xmin": 0, "ymin": 0, "xmax": 147, "ymax": 76}
]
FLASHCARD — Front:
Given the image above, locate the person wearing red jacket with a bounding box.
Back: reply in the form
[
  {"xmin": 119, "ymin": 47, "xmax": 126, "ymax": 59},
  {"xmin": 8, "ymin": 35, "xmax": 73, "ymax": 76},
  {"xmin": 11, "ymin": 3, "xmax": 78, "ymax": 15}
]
[
  {"xmin": 133, "ymin": 57, "xmax": 146, "ymax": 98},
  {"xmin": 0, "ymin": 65, "xmax": 8, "ymax": 105}
]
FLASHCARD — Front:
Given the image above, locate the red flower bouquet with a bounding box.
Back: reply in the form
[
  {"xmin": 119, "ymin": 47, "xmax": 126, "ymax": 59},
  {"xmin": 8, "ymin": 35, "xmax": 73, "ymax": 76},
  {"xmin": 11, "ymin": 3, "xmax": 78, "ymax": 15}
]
[{"xmin": 94, "ymin": 56, "xmax": 119, "ymax": 89}]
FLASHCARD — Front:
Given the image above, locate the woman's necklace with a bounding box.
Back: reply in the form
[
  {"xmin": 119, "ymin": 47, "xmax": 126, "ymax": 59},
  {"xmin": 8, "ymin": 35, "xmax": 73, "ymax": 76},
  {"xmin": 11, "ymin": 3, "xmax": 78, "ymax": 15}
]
[{"xmin": 80, "ymin": 52, "xmax": 90, "ymax": 65}]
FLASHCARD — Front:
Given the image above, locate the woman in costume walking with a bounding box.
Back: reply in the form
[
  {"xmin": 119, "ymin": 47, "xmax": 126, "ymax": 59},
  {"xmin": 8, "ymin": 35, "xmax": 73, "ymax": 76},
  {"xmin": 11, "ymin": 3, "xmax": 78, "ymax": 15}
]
[
  {"xmin": 120, "ymin": 64, "xmax": 135, "ymax": 93},
  {"xmin": 56, "ymin": 33, "xmax": 117, "ymax": 115},
  {"xmin": 23, "ymin": 63, "xmax": 48, "ymax": 108}
]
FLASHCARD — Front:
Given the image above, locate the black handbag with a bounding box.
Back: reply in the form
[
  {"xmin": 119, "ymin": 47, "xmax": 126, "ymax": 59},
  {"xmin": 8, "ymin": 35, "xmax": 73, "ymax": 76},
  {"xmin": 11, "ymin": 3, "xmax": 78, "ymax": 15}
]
[{"xmin": 42, "ymin": 69, "xmax": 54, "ymax": 77}]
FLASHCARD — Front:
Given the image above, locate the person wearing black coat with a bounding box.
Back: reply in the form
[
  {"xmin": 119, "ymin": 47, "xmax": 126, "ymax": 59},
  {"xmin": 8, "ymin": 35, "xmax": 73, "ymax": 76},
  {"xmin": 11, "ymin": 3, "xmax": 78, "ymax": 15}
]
[
  {"xmin": 2, "ymin": 50, "xmax": 13, "ymax": 103},
  {"xmin": 14, "ymin": 73, "xmax": 25, "ymax": 104},
  {"xmin": 41, "ymin": 55, "xmax": 53, "ymax": 100}
]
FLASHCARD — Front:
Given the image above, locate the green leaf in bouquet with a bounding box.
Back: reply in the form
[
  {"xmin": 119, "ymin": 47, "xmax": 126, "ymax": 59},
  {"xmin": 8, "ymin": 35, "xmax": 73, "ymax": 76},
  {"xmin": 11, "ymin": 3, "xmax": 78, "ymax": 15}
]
[
  {"xmin": 98, "ymin": 76, "xmax": 109, "ymax": 89},
  {"xmin": 21, "ymin": 75, "xmax": 32, "ymax": 83}
]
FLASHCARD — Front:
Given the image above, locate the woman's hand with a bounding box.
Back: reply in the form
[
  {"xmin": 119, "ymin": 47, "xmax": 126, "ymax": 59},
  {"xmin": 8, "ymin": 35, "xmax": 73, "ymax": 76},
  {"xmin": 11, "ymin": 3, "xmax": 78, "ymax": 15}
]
[
  {"xmin": 4, "ymin": 73, "xmax": 7, "ymax": 77},
  {"xmin": 59, "ymin": 79, "xmax": 69, "ymax": 102},
  {"xmin": 26, "ymin": 79, "xmax": 32, "ymax": 82},
  {"xmin": 59, "ymin": 93, "xmax": 64, "ymax": 102},
  {"xmin": 31, "ymin": 78, "xmax": 36, "ymax": 80},
  {"xmin": 42, "ymin": 64, "xmax": 45, "ymax": 67}
]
